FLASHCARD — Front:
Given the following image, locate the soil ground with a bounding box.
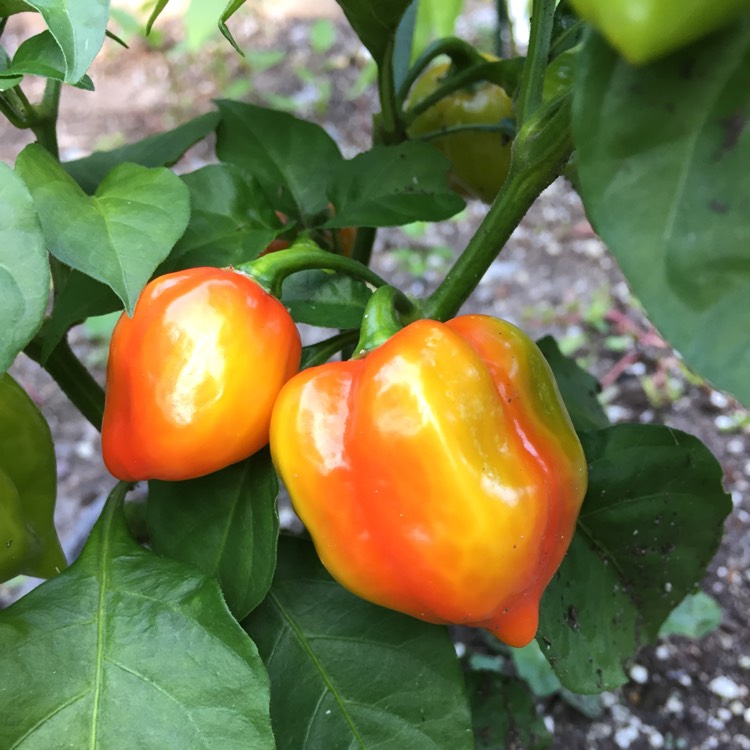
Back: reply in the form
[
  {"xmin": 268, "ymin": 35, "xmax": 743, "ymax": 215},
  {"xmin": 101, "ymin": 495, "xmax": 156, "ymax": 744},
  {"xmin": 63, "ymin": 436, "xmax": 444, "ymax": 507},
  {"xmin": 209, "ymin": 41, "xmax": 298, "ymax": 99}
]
[{"xmin": 1, "ymin": 3, "xmax": 749, "ymax": 748}]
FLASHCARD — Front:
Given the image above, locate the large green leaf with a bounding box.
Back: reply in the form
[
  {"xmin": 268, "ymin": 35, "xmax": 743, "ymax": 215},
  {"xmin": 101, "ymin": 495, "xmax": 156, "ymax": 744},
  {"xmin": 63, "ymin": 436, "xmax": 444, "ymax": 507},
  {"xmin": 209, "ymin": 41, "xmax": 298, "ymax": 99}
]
[
  {"xmin": 63, "ymin": 111, "xmax": 220, "ymax": 194},
  {"xmin": 326, "ymin": 142, "xmax": 465, "ymax": 227},
  {"xmin": 16, "ymin": 144, "xmax": 190, "ymax": 314},
  {"xmin": 281, "ymin": 269, "xmax": 373, "ymax": 328},
  {"xmin": 0, "ymin": 30, "xmax": 93, "ymax": 88},
  {"xmin": 0, "ymin": 44, "xmax": 23, "ymax": 90},
  {"xmin": 335, "ymin": 0, "xmax": 412, "ymax": 64},
  {"xmin": 538, "ymin": 424, "xmax": 731, "ymax": 693},
  {"xmin": 536, "ymin": 335, "xmax": 608, "ymax": 433},
  {"xmin": 216, "ymin": 99, "xmax": 343, "ymax": 218},
  {"xmin": 244, "ymin": 536, "xmax": 474, "ymax": 750},
  {"xmin": 40, "ymin": 270, "xmax": 121, "ymax": 362},
  {"xmin": 0, "ymin": 483, "xmax": 274, "ymax": 749},
  {"xmin": 25, "ymin": 0, "xmax": 109, "ymax": 83},
  {"xmin": 573, "ymin": 21, "xmax": 750, "ymax": 407},
  {"xmin": 163, "ymin": 163, "xmax": 280, "ymax": 272},
  {"xmin": 147, "ymin": 450, "xmax": 280, "ymax": 621},
  {"xmin": 0, "ymin": 164, "xmax": 49, "ymax": 372}
]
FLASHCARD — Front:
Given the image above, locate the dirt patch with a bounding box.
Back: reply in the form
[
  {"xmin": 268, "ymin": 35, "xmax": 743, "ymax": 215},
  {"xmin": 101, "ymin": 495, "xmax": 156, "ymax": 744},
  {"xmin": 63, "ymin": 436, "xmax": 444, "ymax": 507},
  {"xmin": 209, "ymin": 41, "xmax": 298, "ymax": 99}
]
[{"xmin": 2, "ymin": 6, "xmax": 749, "ymax": 749}]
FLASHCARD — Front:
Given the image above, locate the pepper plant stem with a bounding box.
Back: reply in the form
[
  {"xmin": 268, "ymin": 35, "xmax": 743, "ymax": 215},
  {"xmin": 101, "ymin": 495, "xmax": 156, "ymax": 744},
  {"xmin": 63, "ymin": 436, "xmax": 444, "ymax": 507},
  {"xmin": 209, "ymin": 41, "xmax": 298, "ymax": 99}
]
[
  {"xmin": 29, "ymin": 79, "xmax": 62, "ymax": 159},
  {"xmin": 515, "ymin": 0, "xmax": 556, "ymax": 127},
  {"xmin": 25, "ymin": 336, "xmax": 105, "ymax": 431},
  {"xmin": 423, "ymin": 96, "xmax": 574, "ymax": 322},
  {"xmin": 239, "ymin": 241, "xmax": 389, "ymax": 299}
]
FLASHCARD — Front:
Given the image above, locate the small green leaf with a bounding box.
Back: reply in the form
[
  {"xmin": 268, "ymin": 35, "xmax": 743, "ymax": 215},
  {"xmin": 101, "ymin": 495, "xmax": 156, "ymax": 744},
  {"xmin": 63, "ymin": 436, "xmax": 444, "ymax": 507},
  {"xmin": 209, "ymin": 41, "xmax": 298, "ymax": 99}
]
[
  {"xmin": 537, "ymin": 335, "xmax": 609, "ymax": 432},
  {"xmin": 146, "ymin": 0, "xmax": 170, "ymax": 33},
  {"xmin": 147, "ymin": 450, "xmax": 280, "ymax": 621},
  {"xmin": 538, "ymin": 424, "xmax": 732, "ymax": 693},
  {"xmin": 219, "ymin": 0, "xmax": 246, "ymax": 54},
  {"xmin": 281, "ymin": 269, "xmax": 372, "ymax": 328},
  {"xmin": 0, "ymin": 483, "xmax": 274, "ymax": 749},
  {"xmin": 244, "ymin": 536, "xmax": 474, "ymax": 750},
  {"xmin": 25, "ymin": 0, "xmax": 109, "ymax": 83},
  {"xmin": 326, "ymin": 142, "xmax": 465, "ymax": 227},
  {"xmin": 64, "ymin": 111, "xmax": 220, "ymax": 194},
  {"xmin": 163, "ymin": 164, "xmax": 280, "ymax": 272},
  {"xmin": 659, "ymin": 591, "xmax": 722, "ymax": 639},
  {"xmin": 16, "ymin": 144, "xmax": 190, "ymax": 314},
  {"xmin": 573, "ymin": 20, "xmax": 750, "ymax": 407},
  {"xmin": 467, "ymin": 671, "xmax": 552, "ymax": 750},
  {"xmin": 335, "ymin": 0, "xmax": 412, "ymax": 64},
  {"xmin": 0, "ymin": 31, "xmax": 93, "ymax": 89},
  {"xmin": 216, "ymin": 99, "xmax": 343, "ymax": 218},
  {"xmin": 0, "ymin": 163, "xmax": 49, "ymax": 371}
]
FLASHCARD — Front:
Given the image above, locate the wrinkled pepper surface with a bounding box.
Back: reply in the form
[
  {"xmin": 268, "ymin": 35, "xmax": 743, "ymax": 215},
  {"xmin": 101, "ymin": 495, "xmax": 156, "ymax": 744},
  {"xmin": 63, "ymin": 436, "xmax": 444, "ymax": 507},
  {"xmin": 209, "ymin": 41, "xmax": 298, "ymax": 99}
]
[
  {"xmin": 271, "ymin": 315, "xmax": 587, "ymax": 647},
  {"xmin": 407, "ymin": 57, "xmax": 514, "ymax": 204},
  {"xmin": 0, "ymin": 373, "xmax": 66, "ymax": 583},
  {"xmin": 102, "ymin": 266, "xmax": 301, "ymax": 482}
]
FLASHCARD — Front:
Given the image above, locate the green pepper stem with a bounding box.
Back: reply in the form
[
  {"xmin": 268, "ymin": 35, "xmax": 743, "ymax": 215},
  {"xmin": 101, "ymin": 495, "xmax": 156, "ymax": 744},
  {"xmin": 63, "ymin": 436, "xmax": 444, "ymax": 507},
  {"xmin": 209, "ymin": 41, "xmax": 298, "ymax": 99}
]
[
  {"xmin": 353, "ymin": 285, "xmax": 421, "ymax": 358},
  {"xmin": 396, "ymin": 37, "xmax": 486, "ymax": 106},
  {"xmin": 29, "ymin": 79, "xmax": 62, "ymax": 159},
  {"xmin": 515, "ymin": 0, "xmax": 556, "ymax": 127},
  {"xmin": 238, "ymin": 240, "xmax": 389, "ymax": 299},
  {"xmin": 423, "ymin": 94, "xmax": 573, "ymax": 322},
  {"xmin": 25, "ymin": 336, "xmax": 105, "ymax": 432},
  {"xmin": 301, "ymin": 330, "xmax": 360, "ymax": 369}
]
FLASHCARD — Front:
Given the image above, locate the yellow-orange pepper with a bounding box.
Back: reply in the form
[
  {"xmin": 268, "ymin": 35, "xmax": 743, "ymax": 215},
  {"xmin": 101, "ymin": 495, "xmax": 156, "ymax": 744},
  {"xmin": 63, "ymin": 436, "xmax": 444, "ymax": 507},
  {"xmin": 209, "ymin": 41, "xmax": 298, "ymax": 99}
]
[
  {"xmin": 270, "ymin": 315, "xmax": 587, "ymax": 647},
  {"xmin": 102, "ymin": 266, "xmax": 301, "ymax": 482}
]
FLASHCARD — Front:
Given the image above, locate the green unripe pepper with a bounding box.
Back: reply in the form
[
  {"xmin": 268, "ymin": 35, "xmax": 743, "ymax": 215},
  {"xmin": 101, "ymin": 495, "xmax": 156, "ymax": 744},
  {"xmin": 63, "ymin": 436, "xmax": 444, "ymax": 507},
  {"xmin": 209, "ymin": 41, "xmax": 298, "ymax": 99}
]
[
  {"xmin": 0, "ymin": 373, "xmax": 66, "ymax": 583},
  {"xmin": 568, "ymin": 0, "xmax": 750, "ymax": 65}
]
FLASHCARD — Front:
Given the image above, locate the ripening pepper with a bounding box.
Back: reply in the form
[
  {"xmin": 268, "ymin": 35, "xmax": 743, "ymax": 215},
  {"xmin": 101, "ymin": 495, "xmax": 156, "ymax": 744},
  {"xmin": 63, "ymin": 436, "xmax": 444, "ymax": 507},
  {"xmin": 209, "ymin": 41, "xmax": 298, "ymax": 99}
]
[
  {"xmin": 102, "ymin": 266, "xmax": 301, "ymax": 482},
  {"xmin": 0, "ymin": 373, "xmax": 66, "ymax": 583},
  {"xmin": 407, "ymin": 56, "xmax": 514, "ymax": 204},
  {"xmin": 568, "ymin": 0, "xmax": 750, "ymax": 65},
  {"xmin": 270, "ymin": 315, "xmax": 588, "ymax": 647}
]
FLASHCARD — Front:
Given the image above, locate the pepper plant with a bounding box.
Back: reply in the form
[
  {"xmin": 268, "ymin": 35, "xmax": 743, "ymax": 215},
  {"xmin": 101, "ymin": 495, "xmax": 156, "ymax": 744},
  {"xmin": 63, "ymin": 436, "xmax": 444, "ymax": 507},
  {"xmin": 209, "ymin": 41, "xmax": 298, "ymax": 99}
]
[{"xmin": 0, "ymin": 0, "xmax": 746, "ymax": 747}]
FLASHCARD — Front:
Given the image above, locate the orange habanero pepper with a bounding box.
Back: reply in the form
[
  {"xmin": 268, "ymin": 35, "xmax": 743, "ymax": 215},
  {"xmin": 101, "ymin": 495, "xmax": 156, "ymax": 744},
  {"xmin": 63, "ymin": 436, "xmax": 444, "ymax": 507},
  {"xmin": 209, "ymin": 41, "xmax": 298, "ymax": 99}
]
[
  {"xmin": 270, "ymin": 314, "xmax": 587, "ymax": 647},
  {"xmin": 102, "ymin": 266, "xmax": 301, "ymax": 482}
]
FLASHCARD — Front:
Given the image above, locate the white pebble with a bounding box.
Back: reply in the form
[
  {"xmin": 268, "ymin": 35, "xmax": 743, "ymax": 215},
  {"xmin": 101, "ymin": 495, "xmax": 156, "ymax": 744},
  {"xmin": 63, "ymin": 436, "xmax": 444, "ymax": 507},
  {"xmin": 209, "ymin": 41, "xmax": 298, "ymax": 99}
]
[
  {"xmin": 709, "ymin": 676, "xmax": 742, "ymax": 700},
  {"xmin": 655, "ymin": 645, "xmax": 670, "ymax": 660},
  {"xmin": 614, "ymin": 725, "xmax": 640, "ymax": 749},
  {"xmin": 745, "ymin": 706, "xmax": 750, "ymax": 725},
  {"xmin": 740, "ymin": 655, "xmax": 750, "ymax": 670},
  {"xmin": 717, "ymin": 707, "xmax": 732, "ymax": 722},
  {"xmin": 710, "ymin": 391, "xmax": 730, "ymax": 408},
  {"xmin": 630, "ymin": 664, "xmax": 649, "ymax": 684},
  {"xmin": 728, "ymin": 438, "xmax": 746, "ymax": 455},
  {"xmin": 544, "ymin": 716, "xmax": 555, "ymax": 733},
  {"xmin": 665, "ymin": 695, "xmax": 684, "ymax": 715},
  {"xmin": 730, "ymin": 701, "xmax": 745, "ymax": 716}
]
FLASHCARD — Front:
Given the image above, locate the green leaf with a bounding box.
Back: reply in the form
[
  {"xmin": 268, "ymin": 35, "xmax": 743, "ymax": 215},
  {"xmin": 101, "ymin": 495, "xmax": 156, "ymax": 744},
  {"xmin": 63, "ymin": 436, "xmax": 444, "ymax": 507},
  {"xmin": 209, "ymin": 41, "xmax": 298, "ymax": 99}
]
[
  {"xmin": 63, "ymin": 111, "xmax": 220, "ymax": 193},
  {"xmin": 0, "ymin": 483, "xmax": 274, "ymax": 749},
  {"xmin": 538, "ymin": 424, "xmax": 732, "ymax": 693},
  {"xmin": 0, "ymin": 0, "xmax": 35, "ymax": 14},
  {"xmin": 0, "ymin": 30, "xmax": 93, "ymax": 89},
  {"xmin": 466, "ymin": 671, "xmax": 552, "ymax": 750},
  {"xmin": 147, "ymin": 450, "xmax": 280, "ymax": 621},
  {"xmin": 326, "ymin": 142, "xmax": 465, "ymax": 227},
  {"xmin": 511, "ymin": 640, "xmax": 561, "ymax": 698},
  {"xmin": 244, "ymin": 536, "xmax": 474, "ymax": 750},
  {"xmin": 659, "ymin": 591, "xmax": 723, "ymax": 639},
  {"xmin": 25, "ymin": 0, "xmax": 109, "ymax": 83},
  {"xmin": 163, "ymin": 164, "xmax": 280, "ymax": 272},
  {"xmin": 145, "ymin": 0, "xmax": 169, "ymax": 33},
  {"xmin": 310, "ymin": 19, "xmax": 336, "ymax": 54},
  {"xmin": 0, "ymin": 45, "xmax": 23, "ymax": 90},
  {"xmin": 0, "ymin": 163, "xmax": 49, "ymax": 372},
  {"xmin": 334, "ymin": 0, "xmax": 412, "ymax": 64},
  {"xmin": 219, "ymin": 0, "xmax": 246, "ymax": 54},
  {"xmin": 216, "ymin": 99, "xmax": 343, "ymax": 218},
  {"xmin": 573, "ymin": 21, "xmax": 750, "ymax": 407},
  {"xmin": 537, "ymin": 335, "xmax": 608, "ymax": 432},
  {"xmin": 16, "ymin": 143, "xmax": 190, "ymax": 314},
  {"xmin": 40, "ymin": 271, "xmax": 121, "ymax": 362},
  {"xmin": 281, "ymin": 269, "xmax": 372, "ymax": 328}
]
